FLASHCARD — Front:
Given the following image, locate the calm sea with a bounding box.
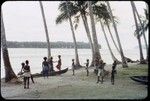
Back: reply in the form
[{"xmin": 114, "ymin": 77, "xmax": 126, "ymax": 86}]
[{"xmin": 1, "ymin": 48, "xmax": 146, "ymax": 78}]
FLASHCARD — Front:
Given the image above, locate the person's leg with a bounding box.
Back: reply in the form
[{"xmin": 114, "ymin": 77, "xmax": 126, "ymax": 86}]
[
  {"xmin": 43, "ymin": 73, "xmax": 45, "ymax": 79},
  {"xmin": 46, "ymin": 70, "xmax": 49, "ymax": 78},
  {"xmin": 113, "ymin": 76, "xmax": 114, "ymax": 85},
  {"xmin": 87, "ymin": 69, "xmax": 89, "ymax": 76},
  {"xmin": 27, "ymin": 77, "xmax": 30, "ymax": 89},
  {"xmin": 111, "ymin": 76, "xmax": 112, "ymax": 83},
  {"xmin": 101, "ymin": 76, "xmax": 103, "ymax": 84},
  {"xmin": 73, "ymin": 69, "xmax": 74, "ymax": 75},
  {"xmin": 97, "ymin": 76, "xmax": 100, "ymax": 83},
  {"xmin": 52, "ymin": 66, "xmax": 54, "ymax": 71},
  {"xmin": 30, "ymin": 75, "xmax": 34, "ymax": 83},
  {"xmin": 24, "ymin": 77, "xmax": 26, "ymax": 89},
  {"xmin": 111, "ymin": 76, "xmax": 114, "ymax": 85}
]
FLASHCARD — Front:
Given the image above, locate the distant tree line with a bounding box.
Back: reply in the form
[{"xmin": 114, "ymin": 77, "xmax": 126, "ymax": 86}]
[{"xmin": 7, "ymin": 41, "xmax": 101, "ymax": 49}]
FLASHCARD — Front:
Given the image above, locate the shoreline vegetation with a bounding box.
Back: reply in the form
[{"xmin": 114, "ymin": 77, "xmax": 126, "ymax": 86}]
[
  {"xmin": 1, "ymin": 63, "xmax": 148, "ymax": 99},
  {"xmin": 6, "ymin": 41, "xmax": 101, "ymax": 49}
]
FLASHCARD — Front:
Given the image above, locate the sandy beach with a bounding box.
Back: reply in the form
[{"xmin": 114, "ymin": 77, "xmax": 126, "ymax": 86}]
[{"xmin": 1, "ymin": 63, "xmax": 148, "ymax": 99}]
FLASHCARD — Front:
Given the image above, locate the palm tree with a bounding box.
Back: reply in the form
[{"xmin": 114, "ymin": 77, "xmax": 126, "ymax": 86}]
[
  {"xmin": 74, "ymin": 1, "xmax": 95, "ymax": 66},
  {"xmin": 92, "ymin": 3, "xmax": 121, "ymax": 63},
  {"xmin": 39, "ymin": 1, "xmax": 51, "ymax": 59},
  {"xmin": 1, "ymin": 12, "xmax": 19, "ymax": 83},
  {"xmin": 88, "ymin": 1, "xmax": 101, "ymax": 60},
  {"xmin": 132, "ymin": 2, "xmax": 148, "ymax": 60},
  {"xmin": 106, "ymin": 1, "xmax": 128, "ymax": 67},
  {"xmin": 104, "ymin": 18, "xmax": 120, "ymax": 53},
  {"xmin": 56, "ymin": 1, "xmax": 81, "ymax": 67},
  {"xmin": 130, "ymin": 1, "xmax": 145, "ymax": 64},
  {"xmin": 100, "ymin": 19, "xmax": 121, "ymax": 63}
]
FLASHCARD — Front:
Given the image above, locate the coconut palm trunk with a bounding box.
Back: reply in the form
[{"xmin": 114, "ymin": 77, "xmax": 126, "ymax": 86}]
[
  {"xmin": 130, "ymin": 1, "xmax": 145, "ymax": 64},
  {"xmin": 106, "ymin": 20, "xmax": 134, "ymax": 62},
  {"xmin": 100, "ymin": 19, "xmax": 120, "ymax": 63},
  {"xmin": 39, "ymin": 1, "xmax": 51, "ymax": 59},
  {"xmin": 88, "ymin": 1, "xmax": 101, "ymax": 60},
  {"xmin": 81, "ymin": 14, "xmax": 95, "ymax": 66},
  {"xmin": 106, "ymin": 1, "xmax": 128, "ymax": 67},
  {"xmin": 1, "ymin": 12, "xmax": 18, "ymax": 82},
  {"xmin": 106, "ymin": 21, "xmax": 120, "ymax": 53},
  {"xmin": 66, "ymin": 1, "xmax": 81, "ymax": 67},
  {"xmin": 132, "ymin": 2, "xmax": 148, "ymax": 60}
]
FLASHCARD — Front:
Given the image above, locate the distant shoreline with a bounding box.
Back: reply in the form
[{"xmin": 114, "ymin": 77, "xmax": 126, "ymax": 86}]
[{"xmin": 6, "ymin": 41, "xmax": 101, "ymax": 49}]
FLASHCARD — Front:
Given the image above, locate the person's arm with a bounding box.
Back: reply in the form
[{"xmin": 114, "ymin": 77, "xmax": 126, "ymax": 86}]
[
  {"xmin": 29, "ymin": 66, "xmax": 31, "ymax": 72},
  {"xmin": 20, "ymin": 67, "xmax": 23, "ymax": 73},
  {"xmin": 42, "ymin": 62, "xmax": 43, "ymax": 67}
]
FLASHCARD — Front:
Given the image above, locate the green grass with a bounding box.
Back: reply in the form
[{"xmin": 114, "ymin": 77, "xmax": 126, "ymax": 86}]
[{"xmin": 117, "ymin": 64, "xmax": 148, "ymax": 78}]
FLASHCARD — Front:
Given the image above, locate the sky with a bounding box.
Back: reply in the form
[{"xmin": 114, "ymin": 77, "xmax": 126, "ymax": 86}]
[{"xmin": 1, "ymin": 1, "xmax": 148, "ymax": 49}]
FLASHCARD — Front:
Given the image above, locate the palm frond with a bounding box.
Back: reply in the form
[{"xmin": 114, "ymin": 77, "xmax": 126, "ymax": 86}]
[{"xmin": 56, "ymin": 12, "xmax": 68, "ymax": 24}]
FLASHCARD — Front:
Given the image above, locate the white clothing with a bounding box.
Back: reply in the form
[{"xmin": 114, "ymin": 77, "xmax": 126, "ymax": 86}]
[{"xmin": 23, "ymin": 72, "xmax": 31, "ymax": 77}]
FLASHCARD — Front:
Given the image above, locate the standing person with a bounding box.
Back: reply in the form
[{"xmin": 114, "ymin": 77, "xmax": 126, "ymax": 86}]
[
  {"xmin": 72, "ymin": 59, "xmax": 75, "ymax": 76},
  {"xmin": 111, "ymin": 60, "xmax": 117, "ymax": 85},
  {"xmin": 48, "ymin": 57, "xmax": 54, "ymax": 72},
  {"xmin": 100, "ymin": 62, "xmax": 106, "ymax": 84},
  {"xmin": 85, "ymin": 59, "xmax": 89, "ymax": 76},
  {"xmin": 20, "ymin": 62, "xmax": 34, "ymax": 83},
  {"xmin": 56, "ymin": 55, "xmax": 62, "ymax": 71},
  {"xmin": 42, "ymin": 57, "xmax": 49, "ymax": 78},
  {"xmin": 23, "ymin": 60, "xmax": 31, "ymax": 89},
  {"xmin": 94, "ymin": 57, "xmax": 100, "ymax": 75},
  {"xmin": 112, "ymin": 60, "xmax": 117, "ymax": 74},
  {"xmin": 96, "ymin": 59, "xmax": 102, "ymax": 83}
]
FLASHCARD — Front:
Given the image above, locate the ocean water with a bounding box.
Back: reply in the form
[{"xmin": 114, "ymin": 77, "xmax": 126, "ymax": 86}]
[{"xmin": 1, "ymin": 48, "xmax": 146, "ymax": 78}]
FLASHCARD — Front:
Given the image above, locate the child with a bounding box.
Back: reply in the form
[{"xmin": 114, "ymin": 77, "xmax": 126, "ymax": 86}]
[
  {"xmin": 23, "ymin": 60, "xmax": 31, "ymax": 89},
  {"xmin": 111, "ymin": 61, "xmax": 117, "ymax": 85},
  {"xmin": 72, "ymin": 59, "xmax": 75, "ymax": 76},
  {"xmin": 42, "ymin": 57, "xmax": 49, "ymax": 78},
  {"xmin": 85, "ymin": 59, "xmax": 89, "ymax": 76},
  {"xmin": 56, "ymin": 55, "xmax": 62, "ymax": 71}
]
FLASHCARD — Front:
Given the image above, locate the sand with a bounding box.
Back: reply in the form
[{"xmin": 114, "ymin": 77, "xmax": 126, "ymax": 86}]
[{"xmin": 1, "ymin": 63, "xmax": 148, "ymax": 99}]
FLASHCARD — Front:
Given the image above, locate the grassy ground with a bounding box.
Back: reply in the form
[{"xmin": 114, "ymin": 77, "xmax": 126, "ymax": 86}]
[{"xmin": 1, "ymin": 63, "xmax": 148, "ymax": 99}]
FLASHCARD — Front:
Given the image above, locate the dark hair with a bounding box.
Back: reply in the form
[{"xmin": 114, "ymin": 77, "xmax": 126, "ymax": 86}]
[
  {"xmin": 50, "ymin": 57, "xmax": 53, "ymax": 59},
  {"xmin": 72, "ymin": 59, "xmax": 74, "ymax": 61},
  {"xmin": 58, "ymin": 55, "xmax": 61, "ymax": 58},
  {"xmin": 87, "ymin": 59, "xmax": 89, "ymax": 61},
  {"xmin": 25, "ymin": 60, "xmax": 29, "ymax": 64},
  {"xmin": 43, "ymin": 57, "xmax": 47, "ymax": 60},
  {"xmin": 21, "ymin": 62, "xmax": 25, "ymax": 66}
]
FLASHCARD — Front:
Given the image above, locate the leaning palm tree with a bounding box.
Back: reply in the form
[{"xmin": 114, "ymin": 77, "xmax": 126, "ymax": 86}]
[
  {"xmin": 130, "ymin": 1, "xmax": 145, "ymax": 64},
  {"xmin": 39, "ymin": 1, "xmax": 51, "ymax": 59},
  {"xmin": 1, "ymin": 12, "xmax": 20, "ymax": 83},
  {"xmin": 56, "ymin": 1, "xmax": 81, "ymax": 67},
  {"xmin": 93, "ymin": 3, "xmax": 121, "ymax": 63},
  {"xmin": 88, "ymin": 1, "xmax": 101, "ymax": 60},
  {"xmin": 132, "ymin": 2, "xmax": 148, "ymax": 60},
  {"xmin": 106, "ymin": 1, "xmax": 128, "ymax": 67},
  {"xmin": 65, "ymin": 1, "xmax": 81, "ymax": 67},
  {"xmin": 100, "ymin": 19, "xmax": 120, "ymax": 62},
  {"xmin": 74, "ymin": 1, "xmax": 95, "ymax": 66}
]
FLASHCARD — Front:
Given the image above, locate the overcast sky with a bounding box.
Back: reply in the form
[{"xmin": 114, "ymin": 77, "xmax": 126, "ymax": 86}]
[{"xmin": 1, "ymin": 1, "xmax": 148, "ymax": 49}]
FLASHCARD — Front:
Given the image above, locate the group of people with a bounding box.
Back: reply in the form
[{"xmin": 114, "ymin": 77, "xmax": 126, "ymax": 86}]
[
  {"xmin": 42, "ymin": 55, "xmax": 62, "ymax": 78},
  {"xmin": 20, "ymin": 55, "xmax": 61, "ymax": 89},
  {"xmin": 71, "ymin": 57, "xmax": 117, "ymax": 85},
  {"xmin": 21, "ymin": 55, "xmax": 117, "ymax": 89},
  {"xmin": 72, "ymin": 59, "xmax": 89, "ymax": 76}
]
